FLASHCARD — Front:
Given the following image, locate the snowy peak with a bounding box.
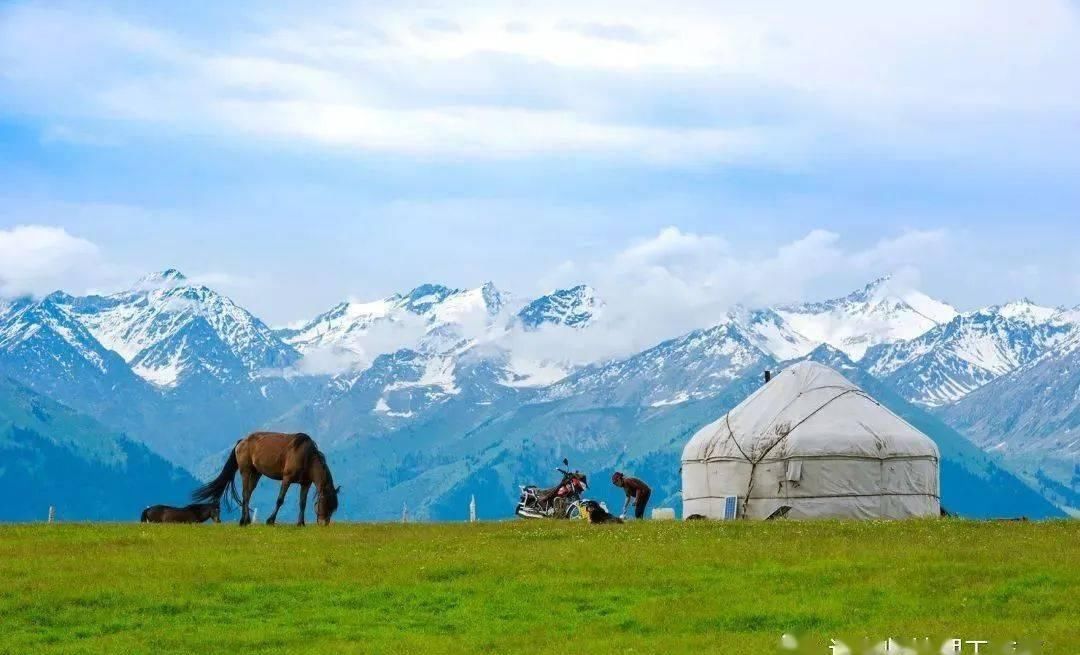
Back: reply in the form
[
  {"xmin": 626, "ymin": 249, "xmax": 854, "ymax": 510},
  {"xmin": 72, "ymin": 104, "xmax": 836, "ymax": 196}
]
[
  {"xmin": 391, "ymin": 282, "xmax": 506, "ymax": 319},
  {"xmin": 280, "ymin": 298, "xmax": 398, "ymax": 364},
  {"xmin": 56, "ymin": 272, "xmax": 298, "ymax": 387},
  {"xmin": 146, "ymin": 268, "xmax": 187, "ymax": 283},
  {"xmin": 0, "ymin": 295, "xmax": 128, "ymax": 380},
  {"xmin": 727, "ymin": 306, "xmax": 816, "ymax": 361},
  {"xmin": 941, "ymin": 319, "xmax": 1080, "ymax": 509},
  {"xmin": 129, "ymin": 316, "xmax": 247, "ymax": 387},
  {"xmin": 132, "ymin": 269, "xmax": 188, "ymax": 291},
  {"xmin": 864, "ymin": 300, "xmax": 1075, "ymax": 407},
  {"xmin": 785, "ymin": 275, "xmax": 956, "ymax": 323},
  {"xmin": 776, "ymin": 276, "xmax": 958, "ymax": 360},
  {"xmin": 790, "ymin": 275, "xmax": 892, "ymax": 312},
  {"xmin": 399, "ymin": 283, "xmax": 457, "ymax": 314},
  {"xmin": 798, "ymin": 343, "xmax": 862, "ymax": 374},
  {"xmin": 899, "ymin": 290, "xmax": 959, "ymax": 326},
  {"xmin": 516, "ymin": 285, "xmax": 600, "ymax": 330},
  {"xmin": 995, "ymin": 298, "xmax": 1062, "ymax": 325},
  {"xmin": 424, "ymin": 283, "xmax": 508, "ymax": 326},
  {"xmin": 848, "ymin": 275, "xmax": 893, "ymax": 303},
  {"xmin": 283, "ymin": 282, "xmax": 511, "ymax": 377},
  {"xmin": 0, "ymin": 298, "xmax": 88, "ymax": 367},
  {"xmin": 480, "ymin": 282, "xmax": 506, "ymax": 316},
  {"xmin": 481, "ymin": 286, "xmax": 603, "ymax": 390},
  {"xmin": 546, "ymin": 318, "xmax": 771, "ymax": 407}
]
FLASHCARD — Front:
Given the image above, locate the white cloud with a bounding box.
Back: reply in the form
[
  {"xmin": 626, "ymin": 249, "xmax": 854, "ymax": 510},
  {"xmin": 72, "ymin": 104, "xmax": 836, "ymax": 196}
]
[
  {"xmin": 187, "ymin": 272, "xmax": 256, "ymax": 291},
  {"xmin": 506, "ymin": 226, "xmax": 955, "ymax": 364},
  {"xmin": 291, "ymin": 306, "xmax": 433, "ymax": 377},
  {"xmin": 850, "ymin": 230, "xmax": 948, "ymax": 270},
  {"xmin": 0, "ymin": 225, "xmax": 103, "ymax": 298},
  {"xmin": 616, "ymin": 226, "xmax": 729, "ymax": 272},
  {"xmin": 39, "ymin": 124, "xmax": 121, "ymax": 148},
  {"xmin": 2, "ymin": 1, "xmax": 1078, "ymax": 164}
]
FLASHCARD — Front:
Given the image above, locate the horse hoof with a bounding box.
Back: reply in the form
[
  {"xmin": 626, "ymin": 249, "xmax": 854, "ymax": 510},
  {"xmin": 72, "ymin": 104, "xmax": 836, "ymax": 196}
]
[{"xmin": 266, "ymin": 518, "xmax": 276, "ymax": 526}]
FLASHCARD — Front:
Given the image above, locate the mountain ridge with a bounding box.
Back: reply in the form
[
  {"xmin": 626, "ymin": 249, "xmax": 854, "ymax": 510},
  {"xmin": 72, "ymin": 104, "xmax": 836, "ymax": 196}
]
[
  {"xmin": 0, "ymin": 375, "xmax": 199, "ymax": 521},
  {"xmin": 1, "ymin": 272, "xmax": 1075, "ymax": 518}
]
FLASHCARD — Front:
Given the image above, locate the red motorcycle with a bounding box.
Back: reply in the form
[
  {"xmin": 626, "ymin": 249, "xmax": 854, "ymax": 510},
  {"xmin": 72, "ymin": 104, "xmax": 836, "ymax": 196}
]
[{"xmin": 515, "ymin": 459, "xmax": 590, "ymax": 519}]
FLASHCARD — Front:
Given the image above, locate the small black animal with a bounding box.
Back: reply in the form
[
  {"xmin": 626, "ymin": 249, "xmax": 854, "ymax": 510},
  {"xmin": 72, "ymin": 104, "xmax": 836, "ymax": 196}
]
[
  {"xmin": 583, "ymin": 500, "xmax": 623, "ymax": 524},
  {"xmin": 141, "ymin": 503, "xmax": 220, "ymax": 523}
]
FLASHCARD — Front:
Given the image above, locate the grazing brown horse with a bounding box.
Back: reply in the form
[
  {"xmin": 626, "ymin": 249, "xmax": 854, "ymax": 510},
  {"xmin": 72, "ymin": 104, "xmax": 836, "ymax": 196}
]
[
  {"xmin": 193, "ymin": 432, "xmax": 339, "ymax": 526},
  {"xmin": 141, "ymin": 503, "xmax": 220, "ymax": 523}
]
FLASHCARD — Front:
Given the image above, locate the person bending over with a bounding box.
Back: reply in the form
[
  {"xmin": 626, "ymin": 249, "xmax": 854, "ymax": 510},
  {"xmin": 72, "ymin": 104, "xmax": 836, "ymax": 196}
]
[{"xmin": 612, "ymin": 472, "xmax": 651, "ymax": 519}]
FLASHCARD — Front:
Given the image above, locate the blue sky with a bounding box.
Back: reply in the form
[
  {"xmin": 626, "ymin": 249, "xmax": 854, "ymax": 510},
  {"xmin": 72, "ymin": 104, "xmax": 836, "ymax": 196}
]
[{"xmin": 1, "ymin": 1, "xmax": 1079, "ymax": 324}]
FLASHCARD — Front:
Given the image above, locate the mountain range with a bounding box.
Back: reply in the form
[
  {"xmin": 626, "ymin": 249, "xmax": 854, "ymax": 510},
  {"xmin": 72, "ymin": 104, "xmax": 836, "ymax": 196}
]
[{"xmin": 0, "ymin": 271, "xmax": 1076, "ymax": 520}]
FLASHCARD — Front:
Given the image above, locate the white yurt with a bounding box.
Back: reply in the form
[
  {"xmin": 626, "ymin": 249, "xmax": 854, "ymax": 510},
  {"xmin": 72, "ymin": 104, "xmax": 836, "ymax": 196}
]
[{"xmin": 681, "ymin": 361, "xmax": 940, "ymax": 520}]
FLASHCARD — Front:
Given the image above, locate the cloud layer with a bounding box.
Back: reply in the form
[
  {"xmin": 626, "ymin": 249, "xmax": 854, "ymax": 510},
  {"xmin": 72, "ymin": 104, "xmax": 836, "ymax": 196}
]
[
  {"xmin": 0, "ymin": 225, "xmax": 102, "ymax": 297},
  {"xmin": 2, "ymin": 2, "xmax": 1078, "ymax": 324},
  {"xmin": 507, "ymin": 226, "xmax": 951, "ymax": 364},
  {"xmin": 2, "ymin": 1, "xmax": 1079, "ymax": 165}
]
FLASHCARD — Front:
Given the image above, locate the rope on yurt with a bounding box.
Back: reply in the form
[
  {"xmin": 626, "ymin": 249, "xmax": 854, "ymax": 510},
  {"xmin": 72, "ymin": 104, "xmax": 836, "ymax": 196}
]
[
  {"xmin": 739, "ymin": 388, "xmax": 872, "ymax": 519},
  {"xmin": 722, "ymin": 413, "xmax": 756, "ymax": 518}
]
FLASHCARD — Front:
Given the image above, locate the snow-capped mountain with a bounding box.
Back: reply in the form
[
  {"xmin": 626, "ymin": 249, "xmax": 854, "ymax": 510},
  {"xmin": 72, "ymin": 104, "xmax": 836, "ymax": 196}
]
[
  {"xmin": 274, "ymin": 282, "xmax": 526, "ymax": 441},
  {"xmin": 940, "ymin": 312, "xmax": 1080, "ymax": 511},
  {"xmin": 546, "ymin": 318, "xmax": 772, "ymax": 408},
  {"xmin": 728, "ymin": 306, "xmax": 818, "ymax": 361},
  {"xmin": 865, "ymin": 299, "xmax": 1074, "ymax": 406},
  {"xmin": 283, "ymin": 282, "xmax": 605, "ymax": 413},
  {"xmin": 516, "ymin": 284, "xmax": 600, "ymax": 330},
  {"xmin": 322, "ymin": 337, "xmax": 1063, "ymax": 521},
  {"xmin": 0, "ymin": 293, "xmax": 150, "ymax": 405},
  {"xmin": 281, "ymin": 298, "xmax": 399, "ymax": 360},
  {"xmin": 281, "ymin": 282, "xmax": 508, "ymax": 373},
  {"xmin": 945, "ymin": 318, "xmax": 1080, "ymax": 460},
  {"xmin": 0, "ymin": 292, "xmax": 164, "ymax": 457},
  {"xmin": 59, "ymin": 270, "xmax": 298, "ymax": 387},
  {"xmin": 488, "ymin": 284, "xmax": 607, "ymax": 388},
  {"xmin": 776, "ymin": 276, "xmax": 958, "ymax": 360},
  {"xmin": 1, "ymin": 294, "xmax": 118, "ymax": 380},
  {"xmin": 1, "ymin": 270, "xmax": 1075, "ymax": 519}
]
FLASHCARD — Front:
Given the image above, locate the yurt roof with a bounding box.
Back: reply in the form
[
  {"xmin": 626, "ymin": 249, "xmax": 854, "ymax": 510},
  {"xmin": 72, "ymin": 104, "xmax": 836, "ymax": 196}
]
[{"xmin": 682, "ymin": 361, "xmax": 939, "ymax": 463}]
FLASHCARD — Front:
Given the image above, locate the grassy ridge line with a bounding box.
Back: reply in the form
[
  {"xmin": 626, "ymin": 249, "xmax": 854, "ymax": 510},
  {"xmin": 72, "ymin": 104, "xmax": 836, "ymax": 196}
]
[{"xmin": 0, "ymin": 521, "xmax": 1077, "ymax": 654}]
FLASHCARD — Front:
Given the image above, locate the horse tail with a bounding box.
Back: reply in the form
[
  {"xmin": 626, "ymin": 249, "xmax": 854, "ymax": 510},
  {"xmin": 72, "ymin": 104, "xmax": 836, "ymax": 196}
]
[{"xmin": 192, "ymin": 446, "xmax": 241, "ymax": 508}]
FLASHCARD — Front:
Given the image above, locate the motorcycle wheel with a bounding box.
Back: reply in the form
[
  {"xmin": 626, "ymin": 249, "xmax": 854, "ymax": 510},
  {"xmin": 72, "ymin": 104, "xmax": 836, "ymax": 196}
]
[{"xmin": 564, "ymin": 502, "xmax": 583, "ymax": 520}]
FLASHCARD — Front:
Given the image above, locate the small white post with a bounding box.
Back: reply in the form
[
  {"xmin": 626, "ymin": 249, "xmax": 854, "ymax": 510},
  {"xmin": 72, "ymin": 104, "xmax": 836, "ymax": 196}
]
[
  {"xmin": 251, "ymin": 507, "xmax": 258, "ymax": 523},
  {"xmin": 47, "ymin": 506, "xmax": 55, "ymax": 524},
  {"xmin": 402, "ymin": 502, "xmax": 409, "ymax": 523},
  {"xmin": 469, "ymin": 495, "xmax": 477, "ymax": 523}
]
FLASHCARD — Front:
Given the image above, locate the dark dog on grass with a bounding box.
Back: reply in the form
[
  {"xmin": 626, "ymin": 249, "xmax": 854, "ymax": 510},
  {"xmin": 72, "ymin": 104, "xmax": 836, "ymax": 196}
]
[{"xmin": 582, "ymin": 500, "xmax": 623, "ymax": 524}]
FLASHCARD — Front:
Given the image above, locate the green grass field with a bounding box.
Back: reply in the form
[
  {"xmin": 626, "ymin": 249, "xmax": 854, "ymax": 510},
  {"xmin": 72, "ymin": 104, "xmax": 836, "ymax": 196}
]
[{"xmin": 0, "ymin": 520, "xmax": 1077, "ymax": 654}]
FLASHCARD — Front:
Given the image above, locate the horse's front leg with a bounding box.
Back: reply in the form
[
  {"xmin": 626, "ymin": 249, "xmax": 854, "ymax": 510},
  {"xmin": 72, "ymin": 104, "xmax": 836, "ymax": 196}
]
[
  {"xmin": 240, "ymin": 471, "xmax": 260, "ymax": 526},
  {"xmin": 297, "ymin": 481, "xmax": 312, "ymax": 527},
  {"xmin": 266, "ymin": 476, "xmax": 293, "ymax": 526}
]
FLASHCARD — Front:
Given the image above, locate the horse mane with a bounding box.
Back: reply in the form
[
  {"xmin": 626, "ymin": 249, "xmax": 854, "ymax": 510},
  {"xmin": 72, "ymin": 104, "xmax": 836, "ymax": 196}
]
[
  {"xmin": 312, "ymin": 449, "xmax": 339, "ymax": 513},
  {"xmin": 314, "ymin": 449, "xmax": 331, "ymax": 480}
]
